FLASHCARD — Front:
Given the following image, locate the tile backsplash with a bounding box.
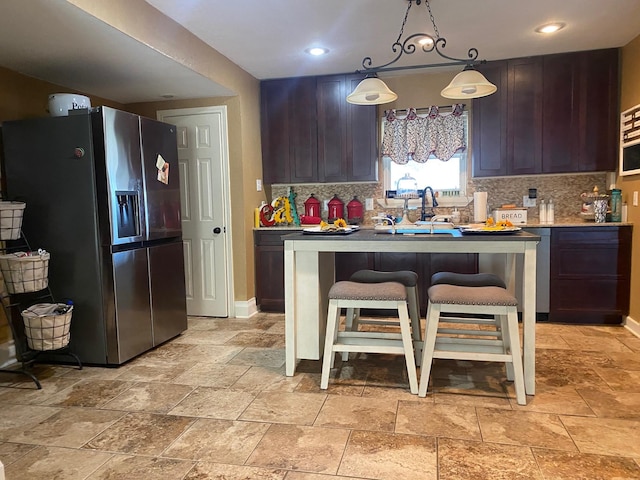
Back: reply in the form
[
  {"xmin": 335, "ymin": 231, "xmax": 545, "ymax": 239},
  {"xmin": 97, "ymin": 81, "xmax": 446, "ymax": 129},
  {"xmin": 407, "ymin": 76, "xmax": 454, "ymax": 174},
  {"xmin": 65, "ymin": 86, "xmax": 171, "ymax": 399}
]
[{"xmin": 271, "ymin": 172, "xmax": 609, "ymax": 225}]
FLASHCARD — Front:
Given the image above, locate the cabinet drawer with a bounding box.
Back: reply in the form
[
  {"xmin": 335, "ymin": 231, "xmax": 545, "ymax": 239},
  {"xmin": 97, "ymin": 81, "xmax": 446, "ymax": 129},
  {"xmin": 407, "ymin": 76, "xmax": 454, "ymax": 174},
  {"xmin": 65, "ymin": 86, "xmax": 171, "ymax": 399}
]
[
  {"xmin": 555, "ymin": 246, "xmax": 627, "ymax": 277},
  {"xmin": 551, "ymin": 279, "xmax": 625, "ymax": 312},
  {"xmin": 551, "ymin": 227, "xmax": 629, "ymax": 245},
  {"xmin": 254, "ymin": 229, "xmax": 298, "ymax": 246}
]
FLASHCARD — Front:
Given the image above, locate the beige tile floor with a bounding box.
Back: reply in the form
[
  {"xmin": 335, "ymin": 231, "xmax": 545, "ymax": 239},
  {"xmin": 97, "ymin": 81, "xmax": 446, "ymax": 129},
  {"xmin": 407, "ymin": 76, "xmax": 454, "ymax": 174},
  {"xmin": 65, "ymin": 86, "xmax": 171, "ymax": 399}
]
[{"xmin": 1, "ymin": 313, "xmax": 640, "ymax": 479}]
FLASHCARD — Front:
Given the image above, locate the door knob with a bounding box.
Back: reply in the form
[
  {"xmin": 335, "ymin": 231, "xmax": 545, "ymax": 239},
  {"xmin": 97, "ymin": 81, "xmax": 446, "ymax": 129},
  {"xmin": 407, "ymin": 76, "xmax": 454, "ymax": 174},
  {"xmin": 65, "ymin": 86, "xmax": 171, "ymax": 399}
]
[{"xmin": 213, "ymin": 227, "xmax": 222, "ymax": 234}]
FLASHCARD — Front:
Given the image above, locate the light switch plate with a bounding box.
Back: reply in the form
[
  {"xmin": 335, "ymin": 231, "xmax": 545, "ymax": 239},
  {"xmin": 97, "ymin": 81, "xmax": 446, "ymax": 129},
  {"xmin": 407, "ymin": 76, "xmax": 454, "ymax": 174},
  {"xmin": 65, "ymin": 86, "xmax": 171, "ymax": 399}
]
[
  {"xmin": 365, "ymin": 198, "xmax": 374, "ymax": 210},
  {"xmin": 256, "ymin": 179, "xmax": 262, "ymax": 192},
  {"xmin": 634, "ymin": 191, "xmax": 639, "ymax": 207},
  {"xmin": 523, "ymin": 196, "xmax": 536, "ymax": 207}
]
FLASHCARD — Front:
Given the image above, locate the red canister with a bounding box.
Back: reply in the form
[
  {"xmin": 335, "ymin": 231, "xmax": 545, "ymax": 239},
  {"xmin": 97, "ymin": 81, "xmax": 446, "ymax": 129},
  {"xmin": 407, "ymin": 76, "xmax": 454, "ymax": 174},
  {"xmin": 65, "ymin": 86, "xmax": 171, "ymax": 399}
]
[
  {"xmin": 328, "ymin": 194, "xmax": 344, "ymax": 222},
  {"xmin": 346, "ymin": 196, "xmax": 364, "ymax": 224},
  {"xmin": 304, "ymin": 194, "xmax": 321, "ymax": 218}
]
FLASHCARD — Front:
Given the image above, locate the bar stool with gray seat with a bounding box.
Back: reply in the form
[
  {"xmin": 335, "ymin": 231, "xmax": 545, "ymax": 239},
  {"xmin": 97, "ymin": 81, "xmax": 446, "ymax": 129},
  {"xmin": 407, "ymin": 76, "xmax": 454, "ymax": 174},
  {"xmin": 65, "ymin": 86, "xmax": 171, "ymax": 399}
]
[
  {"xmin": 344, "ymin": 270, "xmax": 422, "ymax": 362},
  {"xmin": 418, "ymin": 283, "xmax": 526, "ymax": 405},
  {"xmin": 429, "ymin": 271, "xmax": 509, "ymax": 348},
  {"xmin": 430, "ymin": 271, "xmax": 507, "ymax": 289},
  {"xmin": 321, "ymin": 280, "xmax": 419, "ymax": 394}
]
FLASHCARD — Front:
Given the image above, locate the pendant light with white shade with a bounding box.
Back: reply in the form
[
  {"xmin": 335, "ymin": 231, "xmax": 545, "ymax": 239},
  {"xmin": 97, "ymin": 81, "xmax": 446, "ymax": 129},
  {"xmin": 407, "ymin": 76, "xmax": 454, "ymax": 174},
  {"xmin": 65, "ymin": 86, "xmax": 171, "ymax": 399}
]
[
  {"xmin": 347, "ymin": 0, "xmax": 496, "ymax": 105},
  {"xmin": 346, "ymin": 76, "xmax": 398, "ymax": 105},
  {"xmin": 441, "ymin": 65, "xmax": 497, "ymax": 99}
]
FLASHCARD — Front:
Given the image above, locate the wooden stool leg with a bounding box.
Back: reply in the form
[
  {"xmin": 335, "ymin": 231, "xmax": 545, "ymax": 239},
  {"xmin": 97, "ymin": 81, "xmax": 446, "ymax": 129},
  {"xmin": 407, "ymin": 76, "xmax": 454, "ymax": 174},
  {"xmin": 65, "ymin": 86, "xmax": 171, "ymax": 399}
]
[
  {"xmin": 407, "ymin": 286, "xmax": 422, "ymax": 367},
  {"xmin": 506, "ymin": 309, "xmax": 526, "ymax": 405},
  {"xmin": 499, "ymin": 314, "xmax": 515, "ymax": 382},
  {"xmin": 408, "ymin": 287, "xmax": 421, "ymax": 341},
  {"xmin": 352, "ymin": 307, "xmax": 361, "ymax": 330},
  {"xmin": 342, "ymin": 307, "xmax": 356, "ymax": 361},
  {"xmin": 398, "ymin": 301, "xmax": 418, "ymax": 394},
  {"xmin": 418, "ymin": 302, "xmax": 441, "ymax": 397},
  {"xmin": 321, "ymin": 300, "xmax": 340, "ymax": 389}
]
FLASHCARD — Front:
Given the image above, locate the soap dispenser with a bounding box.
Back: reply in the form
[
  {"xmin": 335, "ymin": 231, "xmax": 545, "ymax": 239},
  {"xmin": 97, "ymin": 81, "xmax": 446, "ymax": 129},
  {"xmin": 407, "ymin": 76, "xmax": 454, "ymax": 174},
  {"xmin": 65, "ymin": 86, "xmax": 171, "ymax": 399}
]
[
  {"xmin": 547, "ymin": 198, "xmax": 555, "ymax": 224},
  {"xmin": 539, "ymin": 199, "xmax": 547, "ymax": 224},
  {"xmin": 451, "ymin": 208, "xmax": 461, "ymax": 224}
]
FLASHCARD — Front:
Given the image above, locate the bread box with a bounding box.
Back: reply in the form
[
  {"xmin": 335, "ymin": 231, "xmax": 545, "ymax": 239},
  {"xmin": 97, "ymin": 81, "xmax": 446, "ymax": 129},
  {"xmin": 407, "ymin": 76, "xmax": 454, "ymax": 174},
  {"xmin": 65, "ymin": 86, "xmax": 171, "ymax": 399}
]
[{"xmin": 493, "ymin": 208, "xmax": 527, "ymax": 224}]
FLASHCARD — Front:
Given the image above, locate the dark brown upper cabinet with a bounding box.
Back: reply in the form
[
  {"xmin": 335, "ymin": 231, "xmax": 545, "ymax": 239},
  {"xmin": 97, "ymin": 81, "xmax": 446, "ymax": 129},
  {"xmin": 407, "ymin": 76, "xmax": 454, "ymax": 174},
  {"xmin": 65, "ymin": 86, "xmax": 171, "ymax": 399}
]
[
  {"xmin": 261, "ymin": 74, "xmax": 378, "ymax": 184},
  {"xmin": 472, "ymin": 57, "xmax": 542, "ymax": 177},
  {"xmin": 471, "ymin": 61, "xmax": 508, "ymax": 177},
  {"xmin": 543, "ymin": 49, "xmax": 619, "ymax": 173},
  {"xmin": 260, "ymin": 77, "xmax": 317, "ymax": 184},
  {"xmin": 473, "ymin": 48, "xmax": 619, "ymax": 178},
  {"xmin": 346, "ymin": 75, "xmax": 379, "ymax": 182}
]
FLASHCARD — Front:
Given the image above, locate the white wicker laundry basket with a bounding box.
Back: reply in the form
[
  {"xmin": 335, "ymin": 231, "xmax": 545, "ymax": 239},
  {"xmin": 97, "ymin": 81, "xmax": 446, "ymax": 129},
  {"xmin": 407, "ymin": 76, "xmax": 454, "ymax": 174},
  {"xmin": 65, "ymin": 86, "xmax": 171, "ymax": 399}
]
[
  {"xmin": 0, "ymin": 201, "xmax": 26, "ymax": 240},
  {"xmin": 21, "ymin": 303, "xmax": 73, "ymax": 351},
  {"xmin": 0, "ymin": 251, "xmax": 50, "ymax": 294}
]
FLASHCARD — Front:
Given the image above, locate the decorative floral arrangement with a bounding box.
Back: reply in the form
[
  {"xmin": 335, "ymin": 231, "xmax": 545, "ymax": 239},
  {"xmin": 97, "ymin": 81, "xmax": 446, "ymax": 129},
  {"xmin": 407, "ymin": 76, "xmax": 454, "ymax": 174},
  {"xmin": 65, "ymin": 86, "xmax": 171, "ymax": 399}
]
[
  {"xmin": 320, "ymin": 218, "xmax": 348, "ymax": 231},
  {"xmin": 483, "ymin": 217, "xmax": 514, "ymax": 230}
]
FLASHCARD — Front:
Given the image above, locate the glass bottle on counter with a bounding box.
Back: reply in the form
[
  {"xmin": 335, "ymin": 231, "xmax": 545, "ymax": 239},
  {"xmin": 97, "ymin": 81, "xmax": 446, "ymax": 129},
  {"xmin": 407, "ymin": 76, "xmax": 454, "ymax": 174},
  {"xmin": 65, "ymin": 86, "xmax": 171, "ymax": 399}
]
[
  {"xmin": 610, "ymin": 189, "xmax": 622, "ymax": 222},
  {"xmin": 539, "ymin": 199, "xmax": 547, "ymax": 224},
  {"xmin": 547, "ymin": 198, "xmax": 554, "ymax": 224}
]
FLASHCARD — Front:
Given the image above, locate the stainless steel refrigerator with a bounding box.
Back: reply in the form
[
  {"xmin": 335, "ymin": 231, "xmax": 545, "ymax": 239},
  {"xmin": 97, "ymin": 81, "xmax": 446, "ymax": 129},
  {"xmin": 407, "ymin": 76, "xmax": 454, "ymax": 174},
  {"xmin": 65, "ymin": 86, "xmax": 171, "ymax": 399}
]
[{"xmin": 1, "ymin": 106, "xmax": 187, "ymax": 365}]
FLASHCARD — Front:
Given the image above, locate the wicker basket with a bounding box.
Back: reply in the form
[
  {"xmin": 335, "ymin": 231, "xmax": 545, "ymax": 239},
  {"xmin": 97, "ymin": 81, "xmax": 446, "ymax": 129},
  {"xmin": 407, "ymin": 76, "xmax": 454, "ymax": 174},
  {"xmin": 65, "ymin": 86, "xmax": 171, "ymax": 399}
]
[
  {"xmin": 0, "ymin": 201, "xmax": 26, "ymax": 240},
  {"xmin": 21, "ymin": 303, "xmax": 73, "ymax": 351},
  {"xmin": 0, "ymin": 251, "xmax": 50, "ymax": 294}
]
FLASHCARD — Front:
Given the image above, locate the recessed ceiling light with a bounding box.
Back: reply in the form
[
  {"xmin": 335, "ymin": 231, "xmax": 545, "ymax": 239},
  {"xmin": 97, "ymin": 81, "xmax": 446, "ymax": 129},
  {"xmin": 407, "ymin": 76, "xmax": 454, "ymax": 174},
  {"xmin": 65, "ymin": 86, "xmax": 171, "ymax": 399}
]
[
  {"xmin": 305, "ymin": 47, "xmax": 329, "ymax": 56},
  {"xmin": 535, "ymin": 22, "xmax": 566, "ymax": 34}
]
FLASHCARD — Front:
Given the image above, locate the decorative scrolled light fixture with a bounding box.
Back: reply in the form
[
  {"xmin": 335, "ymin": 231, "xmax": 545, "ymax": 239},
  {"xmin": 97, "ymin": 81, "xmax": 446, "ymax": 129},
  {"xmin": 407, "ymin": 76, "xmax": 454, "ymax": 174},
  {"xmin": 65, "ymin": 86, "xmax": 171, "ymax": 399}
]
[{"xmin": 347, "ymin": 0, "xmax": 497, "ymax": 105}]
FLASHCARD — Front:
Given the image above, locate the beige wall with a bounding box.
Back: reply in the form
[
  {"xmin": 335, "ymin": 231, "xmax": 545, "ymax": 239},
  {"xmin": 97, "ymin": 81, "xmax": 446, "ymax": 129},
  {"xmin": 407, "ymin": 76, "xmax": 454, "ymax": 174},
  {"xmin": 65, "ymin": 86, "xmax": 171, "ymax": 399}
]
[
  {"xmin": 619, "ymin": 33, "xmax": 640, "ymax": 324},
  {"xmin": 0, "ymin": 65, "xmax": 124, "ymax": 121},
  {"xmin": 68, "ymin": 0, "xmax": 265, "ymax": 306}
]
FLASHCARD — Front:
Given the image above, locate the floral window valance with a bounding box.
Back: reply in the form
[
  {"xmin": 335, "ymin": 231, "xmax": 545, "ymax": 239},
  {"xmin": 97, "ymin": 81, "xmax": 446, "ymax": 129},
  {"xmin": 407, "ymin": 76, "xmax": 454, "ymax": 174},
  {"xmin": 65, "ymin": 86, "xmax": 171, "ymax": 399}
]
[{"xmin": 381, "ymin": 104, "xmax": 466, "ymax": 164}]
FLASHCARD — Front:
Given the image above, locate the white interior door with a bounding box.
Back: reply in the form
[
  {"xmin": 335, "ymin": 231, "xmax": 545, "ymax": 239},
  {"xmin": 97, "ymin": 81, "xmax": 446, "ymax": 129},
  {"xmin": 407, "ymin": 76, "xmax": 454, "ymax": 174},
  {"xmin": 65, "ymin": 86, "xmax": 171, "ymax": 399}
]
[{"xmin": 158, "ymin": 107, "xmax": 232, "ymax": 317}]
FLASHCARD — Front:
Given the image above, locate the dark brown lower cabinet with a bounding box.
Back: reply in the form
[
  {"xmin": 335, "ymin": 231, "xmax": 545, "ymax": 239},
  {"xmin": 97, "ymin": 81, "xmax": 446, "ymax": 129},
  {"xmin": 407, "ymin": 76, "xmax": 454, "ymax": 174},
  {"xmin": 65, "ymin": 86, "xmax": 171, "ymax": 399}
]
[
  {"xmin": 254, "ymin": 228, "xmax": 478, "ymax": 315},
  {"xmin": 549, "ymin": 226, "xmax": 632, "ymax": 324},
  {"xmin": 254, "ymin": 229, "xmax": 299, "ymax": 312}
]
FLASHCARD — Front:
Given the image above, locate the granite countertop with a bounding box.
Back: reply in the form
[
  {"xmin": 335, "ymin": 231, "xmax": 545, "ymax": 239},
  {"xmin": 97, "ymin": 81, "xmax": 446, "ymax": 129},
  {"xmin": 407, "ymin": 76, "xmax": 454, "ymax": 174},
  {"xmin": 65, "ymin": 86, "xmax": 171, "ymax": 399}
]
[{"xmin": 254, "ymin": 220, "xmax": 633, "ymax": 230}]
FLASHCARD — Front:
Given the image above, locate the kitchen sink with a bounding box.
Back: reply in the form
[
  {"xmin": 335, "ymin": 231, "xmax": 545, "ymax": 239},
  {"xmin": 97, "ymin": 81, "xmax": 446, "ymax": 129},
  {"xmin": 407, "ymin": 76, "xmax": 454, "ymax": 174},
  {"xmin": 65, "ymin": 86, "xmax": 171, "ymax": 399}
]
[
  {"xmin": 394, "ymin": 229, "xmax": 462, "ymax": 236},
  {"xmin": 374, "ymin": 223, "xmax": 462, "ymax": 236}
]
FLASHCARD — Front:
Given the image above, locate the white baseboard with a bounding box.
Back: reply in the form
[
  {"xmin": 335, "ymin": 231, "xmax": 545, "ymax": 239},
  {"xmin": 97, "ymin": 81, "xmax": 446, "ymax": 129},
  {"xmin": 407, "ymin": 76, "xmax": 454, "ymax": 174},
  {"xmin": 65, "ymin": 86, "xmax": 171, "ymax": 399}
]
[
  {"xmin": 234, "ymin": 297, "xmax": 259, "ymax": 318},
  {"xmin": 0, "ymin": 340, "xmax": 16, "ymax": 369},
  {"xmin": 623, "ymin": 315, "xmax": 640, "ymax": 338}
]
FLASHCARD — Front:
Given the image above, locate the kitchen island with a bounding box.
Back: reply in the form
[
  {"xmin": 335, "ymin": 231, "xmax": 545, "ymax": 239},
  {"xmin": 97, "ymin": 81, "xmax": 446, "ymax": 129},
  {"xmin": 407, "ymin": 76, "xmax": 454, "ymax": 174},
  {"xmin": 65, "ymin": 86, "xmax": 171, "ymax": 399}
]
[{"xmin": 283, "ymin": 228, "xmax": 540, "ymax": 395}]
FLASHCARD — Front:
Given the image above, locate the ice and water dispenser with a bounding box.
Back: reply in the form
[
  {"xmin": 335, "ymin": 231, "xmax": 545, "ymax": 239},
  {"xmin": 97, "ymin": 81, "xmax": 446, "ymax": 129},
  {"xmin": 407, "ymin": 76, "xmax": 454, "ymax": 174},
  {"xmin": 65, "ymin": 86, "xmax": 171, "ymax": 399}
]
[{"xmin": 115, "ymin": 191, "xmax": 140, "ymax": 238}]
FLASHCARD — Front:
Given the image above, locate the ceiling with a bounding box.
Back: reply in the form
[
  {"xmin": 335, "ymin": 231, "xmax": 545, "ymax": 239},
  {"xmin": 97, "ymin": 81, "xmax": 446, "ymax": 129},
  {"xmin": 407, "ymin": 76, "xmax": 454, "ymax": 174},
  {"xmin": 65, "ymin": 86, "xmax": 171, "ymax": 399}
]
[{"xmin": 1, "ymin": 0, "xmax": 640, "ymax": 104}]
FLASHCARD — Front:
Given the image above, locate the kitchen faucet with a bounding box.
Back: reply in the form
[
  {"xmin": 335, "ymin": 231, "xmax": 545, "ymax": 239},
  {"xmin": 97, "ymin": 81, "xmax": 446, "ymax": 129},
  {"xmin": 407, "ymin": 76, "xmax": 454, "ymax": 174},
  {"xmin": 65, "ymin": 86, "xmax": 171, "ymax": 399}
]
[
  {"xmin": 420, "ymin": 186, "xmax": 439, "ymax": 221},
  {"xmin": 372, "ymin": 215, "xmax": 396, "ymax": 234},
  {"xmin": 430, "ymin": 214, "xmax": 453, "ymax": 234}
]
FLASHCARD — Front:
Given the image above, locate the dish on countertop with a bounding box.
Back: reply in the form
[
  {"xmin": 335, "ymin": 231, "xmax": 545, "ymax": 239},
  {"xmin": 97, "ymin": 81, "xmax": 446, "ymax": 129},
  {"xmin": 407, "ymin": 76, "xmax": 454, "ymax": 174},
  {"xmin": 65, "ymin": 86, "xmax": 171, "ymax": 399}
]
[
  {"xmin": 459, "ymin": 226, "xmax": 522, "ymax": 235},
  {"xmin": 303, "ymin": 226, "xmax": 358, "ymax": 235}
]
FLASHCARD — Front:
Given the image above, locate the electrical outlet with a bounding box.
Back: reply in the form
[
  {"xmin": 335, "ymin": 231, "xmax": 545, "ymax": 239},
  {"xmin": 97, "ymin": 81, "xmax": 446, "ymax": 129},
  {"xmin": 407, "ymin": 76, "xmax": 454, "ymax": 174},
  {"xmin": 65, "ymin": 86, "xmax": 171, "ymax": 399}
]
[
  {"xmin": 523, "ymin": 196, "xmax": 536, "ymax": 207},
  {"xmin": 256, "ymin": 179, "xmax": 262, "ymax": 192},
  {"xmin": 365, "ymin": 198, "xmax": 374, "ymax": 211}
]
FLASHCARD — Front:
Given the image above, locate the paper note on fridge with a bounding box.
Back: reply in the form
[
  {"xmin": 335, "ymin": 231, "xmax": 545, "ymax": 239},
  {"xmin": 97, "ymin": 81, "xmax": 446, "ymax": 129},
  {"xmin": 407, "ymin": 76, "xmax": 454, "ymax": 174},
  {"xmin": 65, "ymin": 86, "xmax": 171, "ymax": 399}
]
[
  {"xmin": 156, "ymin": 154, "xmax": 169, "ymax": 184},
  {"xmin": 156, "ymin": 154, "xmax": 166, "ymax": 170}
]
